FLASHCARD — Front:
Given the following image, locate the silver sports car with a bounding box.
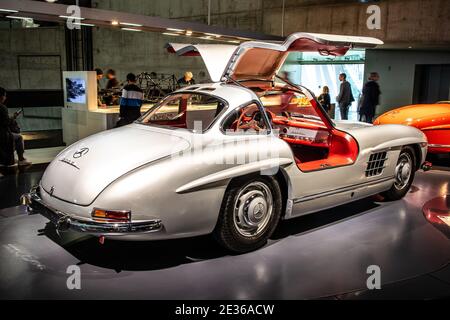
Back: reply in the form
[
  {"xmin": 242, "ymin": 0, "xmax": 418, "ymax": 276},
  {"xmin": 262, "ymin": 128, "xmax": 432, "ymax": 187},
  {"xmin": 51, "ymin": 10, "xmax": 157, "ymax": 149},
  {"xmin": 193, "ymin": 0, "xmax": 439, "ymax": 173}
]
[{"xmin": 22, "ymin": 33, "xmax": 429, "ymax": 252}]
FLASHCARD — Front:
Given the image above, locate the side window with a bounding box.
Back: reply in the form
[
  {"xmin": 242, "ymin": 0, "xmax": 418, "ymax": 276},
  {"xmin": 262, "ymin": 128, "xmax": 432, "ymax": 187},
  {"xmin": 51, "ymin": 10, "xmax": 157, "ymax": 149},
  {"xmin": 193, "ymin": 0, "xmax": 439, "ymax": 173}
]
[{"xmin": 222, "ymin": 103, "xmax": 269, "ymax": 134}]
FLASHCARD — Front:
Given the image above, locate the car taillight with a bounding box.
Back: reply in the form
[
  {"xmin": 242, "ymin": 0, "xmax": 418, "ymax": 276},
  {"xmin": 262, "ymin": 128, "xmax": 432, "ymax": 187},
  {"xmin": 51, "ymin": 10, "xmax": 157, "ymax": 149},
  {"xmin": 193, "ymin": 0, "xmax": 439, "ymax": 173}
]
[{"xmin": 92, "ymin": 208, "xmax": 131, "ymax": 222}]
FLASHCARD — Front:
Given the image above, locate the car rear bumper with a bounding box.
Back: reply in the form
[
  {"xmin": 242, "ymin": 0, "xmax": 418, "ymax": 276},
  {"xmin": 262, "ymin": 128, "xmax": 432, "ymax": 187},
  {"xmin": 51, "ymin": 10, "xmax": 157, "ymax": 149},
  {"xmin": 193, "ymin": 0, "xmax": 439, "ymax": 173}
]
[{"xmin": 20, "ymin": 186, "xmax": 163, "ymax": 235}]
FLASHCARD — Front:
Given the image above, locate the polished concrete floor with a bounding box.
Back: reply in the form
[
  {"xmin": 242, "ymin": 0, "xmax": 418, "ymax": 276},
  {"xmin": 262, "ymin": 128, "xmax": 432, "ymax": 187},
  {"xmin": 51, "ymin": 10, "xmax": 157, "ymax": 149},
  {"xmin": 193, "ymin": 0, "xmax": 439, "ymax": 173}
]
[{"xmin": 0, "ymin": 167, "xmax": 449, "ymax": 299}]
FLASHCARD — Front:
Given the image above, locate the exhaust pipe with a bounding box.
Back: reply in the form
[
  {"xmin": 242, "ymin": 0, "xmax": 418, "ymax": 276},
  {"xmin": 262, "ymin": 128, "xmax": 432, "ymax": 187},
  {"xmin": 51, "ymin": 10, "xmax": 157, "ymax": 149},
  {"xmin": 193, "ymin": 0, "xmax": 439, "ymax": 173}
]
[
  {"xmin": 20, "ymin": 193, "xmax": 36, "ymax": 215},
  {"xmin": 421, "ymin": 161, "xmax": 432, "ymax": 172},
  {"xmin": 20, "ymin": 193, "xmax": 32, "ymax": 206},
  {"xmin": 56, "ymin": 216, "xmax": 71, "ymax": 232}
]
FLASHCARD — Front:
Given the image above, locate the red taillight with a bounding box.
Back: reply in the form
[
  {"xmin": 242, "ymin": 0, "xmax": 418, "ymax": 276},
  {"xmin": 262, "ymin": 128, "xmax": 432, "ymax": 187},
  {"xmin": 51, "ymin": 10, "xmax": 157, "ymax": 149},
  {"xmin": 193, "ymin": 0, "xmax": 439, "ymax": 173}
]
[{"xmin": 92, "ymin": 208, "xmax": 131, "ymax": 222}]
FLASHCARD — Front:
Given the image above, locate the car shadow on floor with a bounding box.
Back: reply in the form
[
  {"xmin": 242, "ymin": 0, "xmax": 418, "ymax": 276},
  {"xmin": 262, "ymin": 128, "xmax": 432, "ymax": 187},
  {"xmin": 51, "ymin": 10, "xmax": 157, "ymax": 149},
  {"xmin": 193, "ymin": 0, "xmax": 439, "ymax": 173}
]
[
  {"xmin": 40, "ymin": 197, "xmax": 383, "ymax": 273},
  {"xmin": 272, "ymin": 197, "xmax": 381, "ymax": 240}
]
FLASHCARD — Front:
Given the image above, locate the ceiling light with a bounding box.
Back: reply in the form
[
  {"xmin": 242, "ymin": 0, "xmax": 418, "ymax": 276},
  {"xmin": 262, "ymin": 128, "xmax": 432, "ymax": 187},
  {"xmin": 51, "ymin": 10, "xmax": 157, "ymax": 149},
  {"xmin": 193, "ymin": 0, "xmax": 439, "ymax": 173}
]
[
  {"xmin": 228, "ymin": 40, "xmax": 240, "ymax": 44},
  {"xmin": 6, "ymin": 16, "xmax": 33, "ymax": 20},
  {"xmin": 162, "ymin": 32, "xmax": 180, "ymax": 36},
  {"xmin": 121, "ymin": 27, "xmax": 142, "ymax": 32},
  {"xmin": 0, "ymin": 9, "xmax": 19, "ymax": 13},
  {"xmin": 186, "ymin": 30, "xmax": 193, "ymax": 36},
  {"xmin": 167, "ymin": 28, "xmax": 184, "ymax": 32},
  {"xmin": 73, "ymin": 22, "xmax": 95, "ymax": 27},
  {"xmin": 119, "ymin": 22, "xmax": 143, "ymax": 27},
  {"xmin": 111, "ymin": 20, "xmax": 119, "ymax": 25},
  {"xmin": 205, "ymin": 33, "xmax": 221, "ymax": 38},
  {"xmin": 59, "ymin": 15, "xmax": 85, "ymax": 20}
]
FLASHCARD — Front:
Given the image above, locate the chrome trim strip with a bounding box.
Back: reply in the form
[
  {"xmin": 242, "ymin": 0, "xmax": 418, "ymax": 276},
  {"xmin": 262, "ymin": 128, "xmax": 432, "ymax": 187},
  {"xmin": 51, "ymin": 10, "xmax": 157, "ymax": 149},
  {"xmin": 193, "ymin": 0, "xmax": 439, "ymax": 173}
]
[
  {"xmin": 429, "ymin": 144, "xmax": 450, "ymax": 148},
  {"xmin": 22, "ymin": 186, "xmax": 163, "ymax": 235},
  {"xmin": 59, "ymin": 158, "xmax": 80, "ymax": 170},
  {"xmin": 293, "ymin": 176, "xmax": 395, "ymax": 204}
]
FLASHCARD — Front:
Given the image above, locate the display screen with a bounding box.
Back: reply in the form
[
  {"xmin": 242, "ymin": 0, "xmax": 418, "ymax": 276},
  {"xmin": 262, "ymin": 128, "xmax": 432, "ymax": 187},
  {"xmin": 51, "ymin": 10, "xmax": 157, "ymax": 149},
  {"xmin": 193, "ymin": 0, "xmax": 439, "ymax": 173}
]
[{"xmin": 66, "ymin": 78, "xmax": 87, "ymax": 104}]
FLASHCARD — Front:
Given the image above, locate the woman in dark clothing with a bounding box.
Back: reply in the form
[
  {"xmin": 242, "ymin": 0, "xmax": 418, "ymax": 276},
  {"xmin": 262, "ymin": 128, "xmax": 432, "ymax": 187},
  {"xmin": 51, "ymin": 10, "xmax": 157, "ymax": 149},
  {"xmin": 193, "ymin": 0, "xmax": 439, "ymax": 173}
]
[
  {"xmin": 318, "ymin": 86, "xmax": 331, "ymax": 113},
  {"xmin": 0, "ymin": 87, "xmax": 31, "ymax": 166},
  {"xmin": 359, "ymin": 72, "xmax": 381, "ymax": 123}
]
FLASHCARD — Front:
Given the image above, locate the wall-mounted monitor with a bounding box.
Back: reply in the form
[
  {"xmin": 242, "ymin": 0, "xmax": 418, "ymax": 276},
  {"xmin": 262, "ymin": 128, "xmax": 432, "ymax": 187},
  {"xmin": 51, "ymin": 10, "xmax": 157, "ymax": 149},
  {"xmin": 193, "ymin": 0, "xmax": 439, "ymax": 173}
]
[
  {"xmin": 66, "ymin": 78, "xmax": 86, "ymax": 104},
  {"xmin": 63, "ymin": 71, "xmax": 97, "ymax": 111}
]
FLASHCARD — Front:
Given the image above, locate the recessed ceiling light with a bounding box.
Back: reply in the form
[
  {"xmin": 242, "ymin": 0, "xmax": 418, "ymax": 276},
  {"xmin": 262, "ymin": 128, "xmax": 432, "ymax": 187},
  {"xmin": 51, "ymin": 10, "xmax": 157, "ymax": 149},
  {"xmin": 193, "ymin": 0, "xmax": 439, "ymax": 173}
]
[
  {"xmin": 162, "ymin": 32, "xmax": 180, "ymax": 36},
  {"xmin": 59, "ymin": 15, "xmax": 85, "ymax": 20},
  {"xmin": 0, "ymin": 9, "xmax": 19, "ymax": 13},
  {"xmin": 121, "ymin": 27, "xmax": 142, "ymax": 32},
  {"xmin": 166, "ymin": 28, "xmax": 184, "ymax": 32},
  {"xmin": 73, "ymin": 22, "xmax": 95, "ymax": 27},
  {"xmin": 205, "ymin": 33, "xmax": 221, "ymax": 38},
  {"xmin": 119, "ymin": 22, "xmax": 143, "ymax": 27},
  {"xmin": 111, "ymin": 20, "xmax": 119, "ymax": 25},
  {"xmin": 6, "ymin": 16, "xmax": 33, "ymax": 20}
]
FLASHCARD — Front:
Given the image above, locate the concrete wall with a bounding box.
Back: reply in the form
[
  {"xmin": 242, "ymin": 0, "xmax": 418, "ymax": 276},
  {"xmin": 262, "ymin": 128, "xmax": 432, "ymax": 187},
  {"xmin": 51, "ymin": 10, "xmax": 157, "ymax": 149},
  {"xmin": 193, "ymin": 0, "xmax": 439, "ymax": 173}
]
[
  {"xmin": 91, "ymin": 0, "xmax": 450, "ymax": 86},
  {"xmin": 0, "ymin": 22, "xmax": 66, "ymax": 90},
  {"xmin": 93, "ymin": 29, "xmax": 210, "ymax": 85},
  {"xmin": 262, "ymin": 0, "xmax": 450, "ymax": 47},
  {"xmin": 91, "ymin": 0, "xmax": 268, "ymax": 83},
  {"xmin": 365, "ymin": 49, "xmax": 450, "ymax": 116}
]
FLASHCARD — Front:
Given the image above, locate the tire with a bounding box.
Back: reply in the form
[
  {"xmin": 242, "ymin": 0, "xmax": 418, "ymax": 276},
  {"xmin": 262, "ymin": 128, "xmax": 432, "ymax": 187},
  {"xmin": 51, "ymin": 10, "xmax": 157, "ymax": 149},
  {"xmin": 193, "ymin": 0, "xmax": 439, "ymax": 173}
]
[
  {"xmin": 213, "ymin": 175, "xmax": 283, "ymax": 253},
  {"xmin": 382, "ymin": 146, "xmax": 416, "ymax": 201}
]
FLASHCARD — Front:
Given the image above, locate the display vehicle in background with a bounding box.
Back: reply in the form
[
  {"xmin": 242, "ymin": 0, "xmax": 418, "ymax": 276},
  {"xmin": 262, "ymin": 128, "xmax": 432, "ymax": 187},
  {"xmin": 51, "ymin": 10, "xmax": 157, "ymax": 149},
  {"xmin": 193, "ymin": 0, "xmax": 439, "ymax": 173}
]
[
  {"xmin": 22, "ymin": 33, "xmax": 430, "ymax": 252},
  {"xmin": 374, "ymin": 101, "xmax": 450, "ymax": 154}
]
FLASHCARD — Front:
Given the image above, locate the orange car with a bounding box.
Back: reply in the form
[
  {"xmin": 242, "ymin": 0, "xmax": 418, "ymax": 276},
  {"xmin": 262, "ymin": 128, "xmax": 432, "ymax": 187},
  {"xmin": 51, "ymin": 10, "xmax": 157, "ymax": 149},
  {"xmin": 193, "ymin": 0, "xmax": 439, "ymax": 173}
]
[{"xmin": 374, "ymin": 101, "xmax": 450, "ymax": 154}]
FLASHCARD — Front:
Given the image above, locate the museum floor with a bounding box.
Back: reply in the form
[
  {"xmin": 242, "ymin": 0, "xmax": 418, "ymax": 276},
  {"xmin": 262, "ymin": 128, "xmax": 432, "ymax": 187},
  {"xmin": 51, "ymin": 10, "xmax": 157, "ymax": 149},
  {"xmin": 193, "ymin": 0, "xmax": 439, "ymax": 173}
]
[{"xmin": 0, "ymin": 161, "xmax": 449, "ymax": 299}]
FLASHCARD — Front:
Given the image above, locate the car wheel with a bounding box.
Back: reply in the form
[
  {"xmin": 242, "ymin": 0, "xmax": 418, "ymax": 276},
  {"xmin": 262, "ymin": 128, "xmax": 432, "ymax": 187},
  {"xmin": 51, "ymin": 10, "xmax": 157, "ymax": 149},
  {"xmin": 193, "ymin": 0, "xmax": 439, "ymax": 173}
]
[
  {"xmin": 214, "ymin": 175, "xmax": 282, "ymax": 253},
  {"xmin": 382, "ymin": 146, "xmax": 416, "ymax": 201}
]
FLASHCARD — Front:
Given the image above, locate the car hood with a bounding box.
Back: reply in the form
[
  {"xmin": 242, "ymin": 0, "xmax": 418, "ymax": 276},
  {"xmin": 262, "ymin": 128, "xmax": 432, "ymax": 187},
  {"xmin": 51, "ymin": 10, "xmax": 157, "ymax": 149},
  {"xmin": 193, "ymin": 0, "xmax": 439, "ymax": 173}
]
[
  {"xmin": 374, "ymin": 104, "xmax": 450, "ymax": 127},
  {"xmin": 41, "ymin": 125, "xmax": 191, "ymax": 206},
  {"xmin": 334, "ymin": 120, "xmax": 373, "ymax": 131}
]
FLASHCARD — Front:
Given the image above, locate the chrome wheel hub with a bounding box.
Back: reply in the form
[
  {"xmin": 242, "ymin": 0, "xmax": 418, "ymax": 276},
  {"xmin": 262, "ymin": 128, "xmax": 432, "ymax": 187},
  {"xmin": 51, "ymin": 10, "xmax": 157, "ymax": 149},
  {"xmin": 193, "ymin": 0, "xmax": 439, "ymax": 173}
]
[
  {"xmin": 233, "ymin": 182, "xmax": 273, "ymax": 237},
  {"xmin": 394, "ymin": 153, "xmax": 413, "ymax": 190}
]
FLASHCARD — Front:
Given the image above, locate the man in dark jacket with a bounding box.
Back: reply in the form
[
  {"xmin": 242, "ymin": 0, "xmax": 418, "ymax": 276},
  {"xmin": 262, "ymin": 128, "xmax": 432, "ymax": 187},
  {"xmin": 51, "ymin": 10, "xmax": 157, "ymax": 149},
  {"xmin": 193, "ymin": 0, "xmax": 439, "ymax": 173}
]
[
  {"xmin": 359, "ymin": 72, "xmax": 381, "ymax": 123},
  {"xmin": 336, "ymin": 73, "xmax": 354, "ymax": 120},
  {"xmin": 0, "ymin": 87, "xmax": 31, "ymax": 166},
  {"xmin": 116, "ymin": 73, "xmax": 144, "ymax": 127}
]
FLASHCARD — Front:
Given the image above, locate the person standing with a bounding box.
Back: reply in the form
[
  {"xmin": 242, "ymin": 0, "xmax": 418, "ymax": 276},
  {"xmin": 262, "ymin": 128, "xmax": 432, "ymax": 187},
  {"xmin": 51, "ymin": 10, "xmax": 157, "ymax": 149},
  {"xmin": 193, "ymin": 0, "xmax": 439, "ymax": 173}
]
[
  {"xmin": 105, "ymin": 69, "xmax": 119, "ymax": 89},
  {"xmin": 116, "ymin": 73, "xmax": 144, "ymax": 127},
  {"xmin": 336, "ymin": 73, "xmax": 354, "ymax": 120},
  {"xmin": 0, "ymin": 87, "xmax": 31, "ymax": 166},
  {"xmin": 318, "ymin": 86, "xmax": 331, "ymax": 113},
  {"xmin": 95, "ymin": 68, "xmax": 105, "ymax": 107},
  {"xmin": 178, "ymin": 72, "xmax": 195, "ymax": 86},
  {"xmin": 359, "ymin": 72, "xmax": 381, "ymax": 123}
]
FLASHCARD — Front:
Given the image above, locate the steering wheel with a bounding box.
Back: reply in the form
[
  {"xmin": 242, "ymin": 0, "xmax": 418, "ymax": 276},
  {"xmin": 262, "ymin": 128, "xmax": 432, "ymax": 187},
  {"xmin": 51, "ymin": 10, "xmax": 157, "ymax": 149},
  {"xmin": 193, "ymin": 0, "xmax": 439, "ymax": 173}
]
[{"xmin": 236, "ymin": 110, "xmax": 263, "ymax": 131}]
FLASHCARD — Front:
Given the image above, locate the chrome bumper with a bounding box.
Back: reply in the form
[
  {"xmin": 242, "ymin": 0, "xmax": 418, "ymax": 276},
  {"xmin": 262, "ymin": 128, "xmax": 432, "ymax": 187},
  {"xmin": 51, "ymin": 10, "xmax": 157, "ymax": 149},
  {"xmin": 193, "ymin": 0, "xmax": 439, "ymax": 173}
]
[{"xmin": 21, "ymin": 186, "xmax": 163, "ymax": 235}]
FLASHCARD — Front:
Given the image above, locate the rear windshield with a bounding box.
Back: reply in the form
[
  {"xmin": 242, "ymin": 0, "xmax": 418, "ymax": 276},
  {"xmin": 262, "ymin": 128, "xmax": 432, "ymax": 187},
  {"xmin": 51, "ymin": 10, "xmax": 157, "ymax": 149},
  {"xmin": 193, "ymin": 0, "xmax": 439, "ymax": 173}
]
[{"xmin": 139, "ymin": 93, "xmax": 227, "ymax": 132}]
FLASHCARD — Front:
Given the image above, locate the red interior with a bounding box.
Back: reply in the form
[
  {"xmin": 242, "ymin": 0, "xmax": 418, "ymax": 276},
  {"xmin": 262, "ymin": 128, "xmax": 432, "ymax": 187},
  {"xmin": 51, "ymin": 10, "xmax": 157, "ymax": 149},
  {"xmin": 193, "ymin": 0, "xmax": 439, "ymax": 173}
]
[{"xmin": 256, "ymin": 87, "xmax": 359, "ymax": 172}]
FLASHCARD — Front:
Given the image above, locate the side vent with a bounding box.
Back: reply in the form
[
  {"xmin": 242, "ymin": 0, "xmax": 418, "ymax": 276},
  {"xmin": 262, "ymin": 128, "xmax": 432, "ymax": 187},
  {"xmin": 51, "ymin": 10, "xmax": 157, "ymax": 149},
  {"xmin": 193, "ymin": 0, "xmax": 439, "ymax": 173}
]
[{"xmin": 366, "ymin": 151, "xmax": 388, "ymax": 177}]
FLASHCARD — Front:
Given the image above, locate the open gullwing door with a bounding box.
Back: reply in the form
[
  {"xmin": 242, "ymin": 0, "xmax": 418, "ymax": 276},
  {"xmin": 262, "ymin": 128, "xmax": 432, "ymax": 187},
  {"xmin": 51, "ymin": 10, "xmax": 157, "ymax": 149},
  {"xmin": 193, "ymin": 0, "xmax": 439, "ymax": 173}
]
[
  {"xmin": 166, "ymin": 32, "xmax": 383, "ymax": 83},
  {"xmin": 165, "ymin": 43, "xmax": 238, "ymax": 82}
]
